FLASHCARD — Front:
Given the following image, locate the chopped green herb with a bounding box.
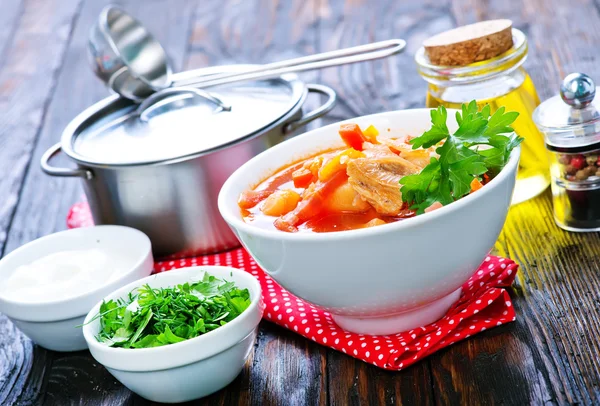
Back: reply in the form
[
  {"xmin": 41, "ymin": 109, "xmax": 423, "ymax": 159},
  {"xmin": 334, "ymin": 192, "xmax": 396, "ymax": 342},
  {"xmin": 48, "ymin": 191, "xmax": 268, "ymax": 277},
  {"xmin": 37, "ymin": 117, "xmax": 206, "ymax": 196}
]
[
  {"xmin": 400, "ymin": 101, "xmax": 523, "ymax": 213},
  {"xmin": 89, "ymin": 272, "xmax": 251, "ymax": 349}
]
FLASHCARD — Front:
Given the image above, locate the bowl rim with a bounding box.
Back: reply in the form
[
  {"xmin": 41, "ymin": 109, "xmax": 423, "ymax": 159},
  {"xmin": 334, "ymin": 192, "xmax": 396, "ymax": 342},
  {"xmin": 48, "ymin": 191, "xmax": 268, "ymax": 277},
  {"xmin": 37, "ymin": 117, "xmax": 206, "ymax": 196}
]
[
  {"xmin": 0, "ymin": 225, "xmax": 152, "ymax": 320},
  {"xmin": 218, "ymin": 108, "xmax": 521, "ymax": 241},
  {"xmin": 82, "ymin": 265, "xmax": 263, "ymax": 372}
]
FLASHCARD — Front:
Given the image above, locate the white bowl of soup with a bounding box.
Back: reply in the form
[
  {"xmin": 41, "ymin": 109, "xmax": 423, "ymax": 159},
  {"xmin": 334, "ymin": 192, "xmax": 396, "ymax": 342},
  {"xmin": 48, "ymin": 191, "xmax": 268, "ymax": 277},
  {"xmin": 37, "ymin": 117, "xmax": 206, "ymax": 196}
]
[{"xmin": 218, "ymin": 108, "xmax": 519, "ymax": 335}]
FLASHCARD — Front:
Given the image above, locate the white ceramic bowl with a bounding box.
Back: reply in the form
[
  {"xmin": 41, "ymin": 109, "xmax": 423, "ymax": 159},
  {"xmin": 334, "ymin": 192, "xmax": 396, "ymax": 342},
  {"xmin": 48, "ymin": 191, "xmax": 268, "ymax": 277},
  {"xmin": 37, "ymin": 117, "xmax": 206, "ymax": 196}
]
[
  {"xmin": 218, "ymin": 108, "xmax": 519, "ymax": 335},
  {"xmin": 83, "ymin": 266, "xmax": 263, "ymax": 403},
  {"xmin": 0, "ymin": 225, "xmax": 153, "ymax": 351}
]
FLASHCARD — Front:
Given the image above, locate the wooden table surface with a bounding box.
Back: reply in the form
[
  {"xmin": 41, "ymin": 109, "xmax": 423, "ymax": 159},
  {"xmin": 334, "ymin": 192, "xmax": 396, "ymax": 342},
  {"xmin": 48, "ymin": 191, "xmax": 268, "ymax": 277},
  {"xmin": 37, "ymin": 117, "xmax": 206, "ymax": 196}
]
[{"xmin": 2, "ymin": 0, "xmax": 600, "ymax": 404}]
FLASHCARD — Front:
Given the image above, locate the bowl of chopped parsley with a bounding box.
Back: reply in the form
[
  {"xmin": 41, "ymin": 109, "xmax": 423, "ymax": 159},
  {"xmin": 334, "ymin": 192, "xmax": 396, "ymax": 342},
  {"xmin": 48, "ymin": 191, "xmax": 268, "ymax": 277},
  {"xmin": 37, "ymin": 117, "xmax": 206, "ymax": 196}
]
[{"xmin": 82, "ymin": 266, "xmax": 263, "ymax": 403}]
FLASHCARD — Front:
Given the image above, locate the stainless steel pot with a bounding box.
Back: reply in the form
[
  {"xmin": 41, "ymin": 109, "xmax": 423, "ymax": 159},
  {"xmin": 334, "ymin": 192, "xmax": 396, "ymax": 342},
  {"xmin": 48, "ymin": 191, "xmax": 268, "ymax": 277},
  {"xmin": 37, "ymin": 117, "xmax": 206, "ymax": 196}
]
[{"xmin": 41, "ymin": 66, "xmax": 336, "ymax": 258}]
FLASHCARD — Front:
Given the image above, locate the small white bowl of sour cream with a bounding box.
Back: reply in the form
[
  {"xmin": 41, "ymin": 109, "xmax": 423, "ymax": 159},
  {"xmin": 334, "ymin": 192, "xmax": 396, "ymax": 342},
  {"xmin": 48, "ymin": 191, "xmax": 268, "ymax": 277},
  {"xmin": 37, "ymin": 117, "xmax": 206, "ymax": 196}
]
[{"xmin": 0, "ymin": 225, "xmax": 153, "ymax": 352}]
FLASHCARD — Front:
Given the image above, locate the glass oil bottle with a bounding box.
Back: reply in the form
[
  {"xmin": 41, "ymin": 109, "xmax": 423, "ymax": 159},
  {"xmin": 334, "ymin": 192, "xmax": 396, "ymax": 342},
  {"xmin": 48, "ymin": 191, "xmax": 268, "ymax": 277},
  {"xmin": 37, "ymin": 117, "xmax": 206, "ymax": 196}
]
[{"xmin": 416, "ymin": 27, "xmax": 550, "ymax": 204}]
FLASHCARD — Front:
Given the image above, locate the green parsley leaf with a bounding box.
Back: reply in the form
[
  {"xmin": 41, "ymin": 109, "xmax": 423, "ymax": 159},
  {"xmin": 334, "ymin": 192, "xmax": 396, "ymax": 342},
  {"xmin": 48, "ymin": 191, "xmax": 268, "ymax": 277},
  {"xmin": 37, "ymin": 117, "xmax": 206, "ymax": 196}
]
[
  {"xmin": 161, "ymin": 325, "xmax": 186, "ymax": 344},
  {"xmin": 400, "ymin": 102, "xmax": 523, "ymax": 214},
  {"xmin": 131, "ymin": 334, "xmax": 162, "ymax": 348},
  {"xmin": 128, "ymin": 308, "xmax": 153, "ymax": 347},
  {"xmin": 399, "ymin": 157, "xmax": 444, "ymax": 212},
  {"xmin": 410, "ymin": 106, "xmax": 449, "ymax": 149},
  {"xmin": 89, "ymin": 271, "xmax": 252, "ymax": 349}
]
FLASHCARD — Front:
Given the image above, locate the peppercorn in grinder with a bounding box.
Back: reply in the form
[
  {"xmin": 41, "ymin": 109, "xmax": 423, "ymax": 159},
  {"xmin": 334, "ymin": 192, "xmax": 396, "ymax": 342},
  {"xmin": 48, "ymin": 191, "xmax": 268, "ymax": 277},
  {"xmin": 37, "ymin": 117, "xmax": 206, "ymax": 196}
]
[{"xmin": 533, "ymin": 73, "xmax": 600, "ymax": 231}]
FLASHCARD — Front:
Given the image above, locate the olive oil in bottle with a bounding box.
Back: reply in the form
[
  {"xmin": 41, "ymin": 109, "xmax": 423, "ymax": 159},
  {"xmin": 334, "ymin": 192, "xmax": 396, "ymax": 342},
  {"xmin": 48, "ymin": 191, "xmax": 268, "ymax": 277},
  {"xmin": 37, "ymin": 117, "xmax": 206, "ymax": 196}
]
[{"xmin": 416, "ymin": 21, "xmax": 550, "ymax": 204}]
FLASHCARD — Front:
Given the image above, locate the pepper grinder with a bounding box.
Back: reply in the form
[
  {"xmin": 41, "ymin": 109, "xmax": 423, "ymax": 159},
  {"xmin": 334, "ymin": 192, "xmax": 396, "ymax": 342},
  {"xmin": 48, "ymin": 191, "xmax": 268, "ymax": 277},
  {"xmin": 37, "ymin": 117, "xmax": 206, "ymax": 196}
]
[{"xmin": 533, "ymin": 73, "xmax": 600, "ymax": 231}]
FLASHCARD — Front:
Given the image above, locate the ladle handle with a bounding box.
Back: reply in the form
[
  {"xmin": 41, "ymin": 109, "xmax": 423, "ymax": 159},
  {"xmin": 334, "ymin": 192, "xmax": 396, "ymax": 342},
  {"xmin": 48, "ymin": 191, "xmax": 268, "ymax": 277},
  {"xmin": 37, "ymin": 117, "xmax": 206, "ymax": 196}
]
[{"xmin": 172, "ymin": 39, "xmax": 406, "ymax": 89}]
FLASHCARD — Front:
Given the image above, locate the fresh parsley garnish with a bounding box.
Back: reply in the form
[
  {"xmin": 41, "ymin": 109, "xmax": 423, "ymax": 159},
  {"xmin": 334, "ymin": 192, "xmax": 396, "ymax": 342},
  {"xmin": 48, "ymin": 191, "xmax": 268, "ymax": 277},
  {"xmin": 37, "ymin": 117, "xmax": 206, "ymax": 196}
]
[
  {"xmin": 89, "ymin": 272, "xmax": 251, "ymax": 349},
  {"xmin": 400, "ymin": 101, "xmax": 522, "ymax": 214}
]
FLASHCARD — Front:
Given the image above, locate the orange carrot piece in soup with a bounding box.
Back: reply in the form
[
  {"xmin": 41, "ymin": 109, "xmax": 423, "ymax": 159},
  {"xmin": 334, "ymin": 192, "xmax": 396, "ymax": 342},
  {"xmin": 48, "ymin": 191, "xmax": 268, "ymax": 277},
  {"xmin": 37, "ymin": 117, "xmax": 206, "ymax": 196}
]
[
  {"xmin": 274, "ymin": 171, "xmax": 348, "ymax": 232},
  {"xmin": 386, "ymin": 144, "xmax": 402, "ymax": 155},
  {"xmin": 292, "ymin": 168, "xmax": 314, "ymax": 188},
  {"xmin": 470, "ymin": 178, "xmax": 483, "ymax": 192},
  {"xmin": 339, "ymin": 124, "xmax": 367, "ymax": 151},
  {"xmin": 238, "ymin": 164, "xmax": 302, "ymax": 209}
]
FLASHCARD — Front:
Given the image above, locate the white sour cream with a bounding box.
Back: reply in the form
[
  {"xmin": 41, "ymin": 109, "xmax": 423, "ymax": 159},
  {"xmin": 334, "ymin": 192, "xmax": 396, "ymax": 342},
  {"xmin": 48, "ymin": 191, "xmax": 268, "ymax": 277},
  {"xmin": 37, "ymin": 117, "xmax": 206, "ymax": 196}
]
[{"xmin": 1, "ymin": 248, "xmax": 122, "ymax": 303}]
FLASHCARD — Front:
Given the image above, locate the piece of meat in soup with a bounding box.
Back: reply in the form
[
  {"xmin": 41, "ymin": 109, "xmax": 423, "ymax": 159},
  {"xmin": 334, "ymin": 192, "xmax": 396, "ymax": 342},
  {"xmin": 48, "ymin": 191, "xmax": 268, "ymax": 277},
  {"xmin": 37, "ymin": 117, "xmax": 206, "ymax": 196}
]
[{"xmin": 347, "ymin": 155, "xmax": 422, "ymax": 216}]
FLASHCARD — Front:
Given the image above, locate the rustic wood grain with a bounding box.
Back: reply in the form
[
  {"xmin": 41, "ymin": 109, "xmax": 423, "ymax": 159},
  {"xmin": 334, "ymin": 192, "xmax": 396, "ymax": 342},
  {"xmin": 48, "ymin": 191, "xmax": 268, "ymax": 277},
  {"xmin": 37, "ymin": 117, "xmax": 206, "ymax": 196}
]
[
  {"xmin": 317, "ymin": 0, "xmax": 455, "ymax": 121},
  {"xmin": 0, "ymin": 0, "xmax": 84, "ymax": 404},
  {"xmin": 0, "ymin": 0, "xmax": 23, "ymax": 68},
  {"xmin": 327, "ymin": 353, "xmax": 434, "ymax": 406},
  {"xmin": 425, "ymin": 1, "xmax": 600, "ymax": 404},
  {"xmin": 0, "ymin": 0, "xmax": 196, "ymax": 405},
  {"xmin": 0, "ymin": 0, "xmax": 83, "ymax": 252},
  {"xmin": 198, "ymin": 323, "xmax": 327, "ymax": 406}
]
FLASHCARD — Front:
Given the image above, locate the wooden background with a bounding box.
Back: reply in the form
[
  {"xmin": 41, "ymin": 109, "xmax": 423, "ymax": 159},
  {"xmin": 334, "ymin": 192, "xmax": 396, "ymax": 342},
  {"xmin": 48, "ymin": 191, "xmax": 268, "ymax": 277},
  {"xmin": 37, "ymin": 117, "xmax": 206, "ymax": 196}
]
[{"xmin": 1, "ymin": 0, "xmax": 600, "ymax": 404}]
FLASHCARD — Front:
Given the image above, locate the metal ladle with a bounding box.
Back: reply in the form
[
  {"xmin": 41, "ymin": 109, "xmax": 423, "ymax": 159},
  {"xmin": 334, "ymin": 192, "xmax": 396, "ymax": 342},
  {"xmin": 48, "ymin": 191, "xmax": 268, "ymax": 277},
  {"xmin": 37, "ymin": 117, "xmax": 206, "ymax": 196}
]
[{"xmin": 89, "ymin": 5, "xmax": 407, "ymax": 102}]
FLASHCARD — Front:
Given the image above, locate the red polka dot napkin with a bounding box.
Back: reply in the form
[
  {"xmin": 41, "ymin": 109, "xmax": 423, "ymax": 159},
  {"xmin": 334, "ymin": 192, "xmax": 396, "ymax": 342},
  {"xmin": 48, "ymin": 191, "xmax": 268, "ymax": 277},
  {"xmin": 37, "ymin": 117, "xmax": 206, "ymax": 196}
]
[{"xmin": 67, "ymin": 202, "xmax": 518, "ymax": 371}]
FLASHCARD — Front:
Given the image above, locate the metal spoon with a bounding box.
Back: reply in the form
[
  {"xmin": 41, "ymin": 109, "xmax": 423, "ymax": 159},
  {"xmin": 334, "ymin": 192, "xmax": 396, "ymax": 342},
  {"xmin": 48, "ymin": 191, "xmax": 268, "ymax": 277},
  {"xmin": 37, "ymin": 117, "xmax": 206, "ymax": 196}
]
[{"xmin": 89, "ymin": 5, "xmax": 407, "ymax": 102}]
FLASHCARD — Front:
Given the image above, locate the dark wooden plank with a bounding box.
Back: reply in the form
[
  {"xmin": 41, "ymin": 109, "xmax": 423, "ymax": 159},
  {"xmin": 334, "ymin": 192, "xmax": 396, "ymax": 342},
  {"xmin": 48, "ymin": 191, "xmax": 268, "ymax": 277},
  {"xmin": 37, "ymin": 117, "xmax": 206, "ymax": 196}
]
[
  {"xmin": 196, "ymin": 322, "xmax": 326, "ymax": 406},
  {"xmin": 317, "ymin": 0, "xmax": 455, "ymax": 121},
  {"xmin": 246, "ymin": 323, "xmax": 326, "ymax": 406},
  {"xmin": 0, "ymin": 0, "xmax": 83, "ymax": 254},
  {"xmin": 316, "ymin": 0, "xmax": 449, "ymax": 404},
  {"xmin": 43, "ymin": 351, "xmax": 132, "ymax": 406},
  {"xmin": 327, "ymin": 353, "xmax": 433, "ymax": 406},
  {"xmin": 426, "ymin": 1, "xmax": 600, "ymax": 404},
  {"xmin": 0, "ymin": 0, "xmax": 84, "ymax": 404},
  {"xmin": 1, "ymin": 0, "xmax": 196, "ymax": 405},
  {"xmin": 0, "ymin": 312, "xmax": 48, "ymax": 406},
  {"xmin": 0, "ymin": 0, "xmax": 23, "ymax": 68}
]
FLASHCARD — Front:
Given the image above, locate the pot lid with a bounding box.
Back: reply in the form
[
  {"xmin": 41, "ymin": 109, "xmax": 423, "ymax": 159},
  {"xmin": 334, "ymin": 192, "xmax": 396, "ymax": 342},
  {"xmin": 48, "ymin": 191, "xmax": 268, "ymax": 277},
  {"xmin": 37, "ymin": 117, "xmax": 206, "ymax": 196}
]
[
  {"xmin": 64, "ymin": 66, "xmax": 305, "ymax": 165},
  {"xmin": 533, "ymin": 72, "xmax": 600, "ymax": 149}
]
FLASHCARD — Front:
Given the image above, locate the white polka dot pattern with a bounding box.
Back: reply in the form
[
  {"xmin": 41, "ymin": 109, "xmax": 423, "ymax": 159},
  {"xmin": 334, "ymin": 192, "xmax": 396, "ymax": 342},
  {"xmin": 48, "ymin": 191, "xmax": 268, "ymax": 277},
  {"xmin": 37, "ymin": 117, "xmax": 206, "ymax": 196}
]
[{"xmin": 67, "ymin": 202, "xmax": 520, "ymax": 371}]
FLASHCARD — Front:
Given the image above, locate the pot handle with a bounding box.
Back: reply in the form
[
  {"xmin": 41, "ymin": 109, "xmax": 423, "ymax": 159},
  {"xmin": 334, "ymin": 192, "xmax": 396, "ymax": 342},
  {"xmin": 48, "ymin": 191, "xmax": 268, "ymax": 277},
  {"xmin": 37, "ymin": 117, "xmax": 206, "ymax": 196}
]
[
  {"xmin": 41, "ymin": 143, "xmax": 93, "ymax": 180},
  {"xmin": 283, "ymin": 84, "xmax": 336, "ymax": 135}
]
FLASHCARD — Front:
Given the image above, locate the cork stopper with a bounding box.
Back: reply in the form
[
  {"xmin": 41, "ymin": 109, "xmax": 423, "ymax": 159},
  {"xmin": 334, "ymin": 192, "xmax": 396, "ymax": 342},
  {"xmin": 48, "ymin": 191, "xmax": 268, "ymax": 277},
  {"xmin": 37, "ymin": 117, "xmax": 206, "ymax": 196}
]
[{"xmin": 423, "ymin": 20, "xmax": 514, "ymax": 66}]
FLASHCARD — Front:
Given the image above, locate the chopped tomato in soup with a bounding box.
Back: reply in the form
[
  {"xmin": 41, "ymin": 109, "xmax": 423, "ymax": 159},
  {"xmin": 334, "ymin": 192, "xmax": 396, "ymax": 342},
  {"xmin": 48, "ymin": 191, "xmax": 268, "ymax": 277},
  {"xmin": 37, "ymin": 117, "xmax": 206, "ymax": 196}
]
[{"xmin": 338, "ymin": 124, "xmax": 367, "ymax": 151}]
